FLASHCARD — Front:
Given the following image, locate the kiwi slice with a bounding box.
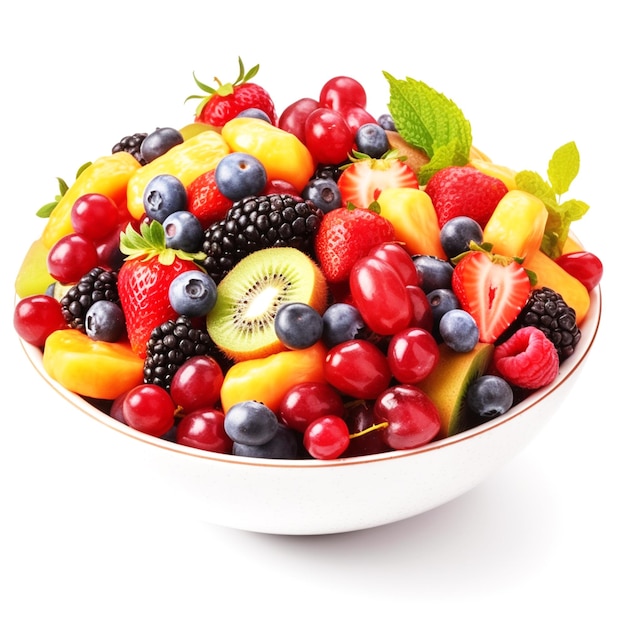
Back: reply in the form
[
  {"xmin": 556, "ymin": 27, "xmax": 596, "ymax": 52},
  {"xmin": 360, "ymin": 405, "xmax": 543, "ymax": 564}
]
[
  {"xmin": 206, "ymin": 247, "xmax": 328, "ymax": 362},
  {"xmin": 417, "ymin": 342, "xmax": 494, "ymax": 438}
]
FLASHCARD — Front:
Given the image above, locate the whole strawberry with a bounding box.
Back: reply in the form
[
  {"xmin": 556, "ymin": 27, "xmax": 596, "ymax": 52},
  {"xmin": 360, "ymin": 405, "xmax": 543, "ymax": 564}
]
[
  {"xmin": 425, "ymin": 165, "xmax": 508, "ymax": 228},
  {"xmin": 118, "ymin": 221, "xmax": 206, "ymax": 357},
  {"xmin": 314, "ymin": 206, "xmax": 396, "ymax": 283},
  {"xmin": 187, "ymin": 58, "xmax": 277, "ymax": 127}
]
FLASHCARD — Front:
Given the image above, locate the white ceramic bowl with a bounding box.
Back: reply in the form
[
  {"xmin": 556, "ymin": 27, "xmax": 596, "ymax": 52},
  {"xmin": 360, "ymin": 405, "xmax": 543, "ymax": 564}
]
[{"xmin": 19, "ymin": 285, "xmax": 601, "ymax": 535}]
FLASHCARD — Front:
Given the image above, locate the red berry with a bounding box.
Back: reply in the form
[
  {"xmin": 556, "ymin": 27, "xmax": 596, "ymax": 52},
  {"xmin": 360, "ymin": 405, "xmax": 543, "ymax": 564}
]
[
  {"xmin": 555, "ymin": 250, "xmax": 603, "ymax": 291},
  {"xmin": 324, "ymin": 339, "xmax": 391, "ymax": 399},
  {"xmin": 123, "ymin": 384, "xmax": 176, "ymax": 437},
  {"xmin": 349, "ymin": 256, "xmax": 413, "ymax": 336},
  {"xmin": 71, "ymin": 193, "xmax": 120, "ymax": 241},
  {"xmin": 368, "ymin": 242, "xmax": 419, "ymax": 286},
  {"xmin": 176, "ymin": 408, "xmax": 231, "ymax": 453},
  {"xmin": 169, "ymin": 356, "xmax": 224, "ymax": 413},
  {"xmin": 304, "ymin": 107, "xmax": 353, "ymax": 165},
  {"xmin": 387, "ymin": 327, "xmax": 440, "ymax": 384},
  {"xmin": 13, "ymin": 295, "xmax": 67, "ymax": 346},
  {"xmin": 304, "ymin": 415, "xmax": 350, "ymax": 460},
  {"xmin": 375, "ymin": 384, "xmax": 441, "ymax": 450},
  {"xmin": 47, "ymin": 233, "xmax": 99, "ymax": 284},
  {"xmin": 493, "ymin": 326, "xmax": 560, "ymax": 389},
  {"xmin": 278, "ymin": 382, "xmax": 344, "ymax": 433}
]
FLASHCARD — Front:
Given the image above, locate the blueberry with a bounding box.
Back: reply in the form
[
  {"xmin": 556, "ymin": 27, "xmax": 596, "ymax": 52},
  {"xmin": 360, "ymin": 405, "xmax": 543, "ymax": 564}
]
[
  {"xmin": 355, "ymin": 123, "xmax": 390, "ymax": 158},
  {"xmin": 301, "ymin": 177, "xmax": 342, "ymax": 213},
  {"xmin": 168, "ymin": 270, "xmax": 217, "ymax": 317},
  {"xmin": 321, "ymin": 302, "xmax": 366, "ymax": 348},
  {"xmin": 274, "ymin": 302, "xmax": 324, "ymax": 350},
  {"xmin": 214, "ymin": 152, "xmax": 267, "ymax": 201},
  {"xmin": 224, "ymin": 401, "xmax": 279, "ymax": 446},
  {"xmin": 143, "ymin": 174, "xmax": 187, "ymax": 223},
  {"xmin": 427, "ymin": 288, "xmax": 460, "ymax": 331},
  {"xmin": 232, "ymin": 424, "xmax": 299, "ymax": 459},
  {"xmin": 162, "ymin": 210, "xmax": 204, "ymax": 252},
  {"xmin": 236, "ymin": 108, "xmax": 272, "ymax": 123},
  {"xmin": 377, "ymin": 113, "xmax": 396, "ymax": 131},
  {"xmin": 440, "ymin": 216, "xmax": 484, "ymax": 259},
  {"xmin": 140, "ymin": 127, "xmax": 184, "ymax": 163},
  {"xmin": 439, "ymin": 309, "xmax": 479, "ymax": 352},
  {"xmin": 85, "ymin": 300, "xmax": 125, "ymax": 342},
  {"xmin": 412, "ymin": 255, "xmax": 454, "ymax": 292},
  {"xmin": 466, "ymin": 375, "xmax": 514, "ymax": 420}
]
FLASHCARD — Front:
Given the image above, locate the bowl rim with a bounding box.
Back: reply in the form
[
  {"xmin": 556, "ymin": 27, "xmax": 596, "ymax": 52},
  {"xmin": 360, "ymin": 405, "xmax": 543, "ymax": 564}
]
[{"xmin": 18, "ymin": 284, "xmax": 602, "ymax": 469}]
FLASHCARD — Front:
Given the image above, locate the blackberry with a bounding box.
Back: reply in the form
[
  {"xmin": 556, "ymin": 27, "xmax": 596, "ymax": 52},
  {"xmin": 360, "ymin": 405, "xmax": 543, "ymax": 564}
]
[
  {"xmin": 143, "ymin": 316, "xmax": 227, "ymax": 390},
  {"xmin": 514, "ymin": 287, "xmax": 581, "ymax": 362},
  {"xmin": 60, "ymin": 267, "xmax": 119, "ymax": 332},
  {"xmin": 112, "ymin": 132, "xmax": 148, "ymax": 165},
  {"xmin": 201, "ymin": 193, "xmax": 324, "ymax": 283}
]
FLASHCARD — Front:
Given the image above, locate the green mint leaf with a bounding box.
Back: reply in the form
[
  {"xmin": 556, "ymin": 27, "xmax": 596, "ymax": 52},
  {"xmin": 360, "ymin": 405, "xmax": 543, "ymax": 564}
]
[
  {"xmin": 515, "ymin": 170, "xmax": 558, "ymax": 210},
  {"xmin": 418, "ymin": 139, "xmax": 469, "ymax": 185},
  {"xmin": 36, "ymin": 201, "xmax": 58, "ymax": 218},
  {"xmin": 547, "ymin": 141, "xmax": 579, "ymax": 196},
  {"xmin": 383, "ymin": 72, "xmax": 472, "ymax": 171}
]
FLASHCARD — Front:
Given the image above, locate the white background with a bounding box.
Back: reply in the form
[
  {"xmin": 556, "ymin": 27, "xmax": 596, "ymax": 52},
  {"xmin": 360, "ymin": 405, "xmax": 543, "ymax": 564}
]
[{"xmin": 1, "ymin": 1, "xmax": 623, "ymax": 624}]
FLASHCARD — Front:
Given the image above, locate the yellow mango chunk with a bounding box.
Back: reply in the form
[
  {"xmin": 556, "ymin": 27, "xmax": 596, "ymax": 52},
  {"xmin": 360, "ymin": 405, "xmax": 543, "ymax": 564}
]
[
  {"xmin": 43, "ymin": 329, "xmax": 144, "ymax": 400},
  {"xmin": 15, "ymin": 237, "xmax": 54, "ymax": 298}
]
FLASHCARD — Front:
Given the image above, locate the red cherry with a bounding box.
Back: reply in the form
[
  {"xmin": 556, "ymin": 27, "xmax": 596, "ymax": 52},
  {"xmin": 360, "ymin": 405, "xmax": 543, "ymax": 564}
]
[
  {"xmin": 387, "ymin": 327, "xmax": 440, "ymax": 384},
  {"xmin": 170, "ymin": 356, "xmax": 224, "ymax": 413},
  {"xmin": 304, "ymin": 415, "xmax": 350, "ymax": 460},
  {"xmin": 176, "ymin": 408, "xmax": 231, "ymax": 453},
  {"xmin": 555, "ymin": 250, "xmax": 603, "ymax": 291},
  {"xmin": 375, "ymin": 384, "xmax": 441, "ymax": 450},
  {"xmin": 13, "ymin": 295, "xmax": 67, "ymax": 346},
  {"xmin": 47, "ymin": 233, "xmax": 99, "ymax": 283}
]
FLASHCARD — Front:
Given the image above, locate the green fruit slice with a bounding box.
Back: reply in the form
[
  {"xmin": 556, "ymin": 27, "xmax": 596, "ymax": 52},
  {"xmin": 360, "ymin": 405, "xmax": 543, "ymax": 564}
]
[
  {"xmin": 206, "ymin": 247, "xmax": 328, "ymax": 362},
  {"xmin": 418, "ymin": 342, "xmax": 494, "ymax": 437}
]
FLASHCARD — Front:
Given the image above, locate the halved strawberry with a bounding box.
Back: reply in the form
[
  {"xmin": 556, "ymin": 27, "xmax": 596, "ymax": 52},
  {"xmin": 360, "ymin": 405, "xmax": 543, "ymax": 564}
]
[
  {"xmin": 451, "ymin": 248, "xmax": 531, "ymax": 343},
  {"xmin": 337, "ymin": 153, "xmax": 419, "ymax": 209},
  {"xmin": 118, "ymin": 221, "xmax": 206, "ymax": 357},
  {"xmin": 314, "ymin": 206, "xmax": 396, "ymax": 283},
  {"xmin": 186, "ymin": 58, "xmax": 277, "ymax": 127}
]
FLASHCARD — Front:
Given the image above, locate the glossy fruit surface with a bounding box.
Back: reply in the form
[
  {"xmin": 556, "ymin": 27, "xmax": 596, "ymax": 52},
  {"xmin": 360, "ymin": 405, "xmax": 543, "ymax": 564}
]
[
  {"xmin": 375, "ymin": 384, "xmax": 441, "ymax": 450},
  {"xmin": 14, "ymin": 295, "xmax": 67, "ymax": 346},
  {"xmin": 278, "ymin": 381, "xmax": 344, "ymax": 433},
  {"xmin": 303, "ymin": 415, "xmax": 350, "ymax": 460},
  {"xmin": 176, "ymin": 408, "xmax": 231, "ymax": 453},
  {"xmin": 324, "ymin": 339, "xmax": 391, "ymax": 399},
  {"xmin": 349, "ymin": 256, "xmax": 412, "ymax": 335},
  {"xmin": 70, "ymin": 193, "xmax": 121, "ymax": 241},
  {"xmin": 169, "ymin": 355, "xmax": 224, "ymax": 412},
  {"xmin": 143, "ymin": 174, "xmax": 188, "ymax": 223},
  {"xmin": 123, "ymin": 384, "xmax": 176, "ymax": 437},
  {"xmin": 319, "ymin": 76, "xmax": 368, "ymax": 111},
  {"xmin": 47, "ymin": 233, "xmax": 99, "ymax": 284},
  {"xmin": 387, "ymin": 327, "xmax": 440, "ymax": 384},
  {"xmin": 224, "ymin": 400, "xmax": 279, "ymax": 446},
  {"xmin": 304, "ymin": 108, "xmax": 353, "ymax": 165},
  {"xmin": 140, "ymin": 127, "xmax": 184, "ymax": 163},
  {"xmin": 555, "ymin": 250, "xmax": 603, "ymax": 291},
  {"xmin": 214, "ymin": 151, "xmax": 267, "ymax": 201},
  {"xmin": 278, "ymin": 97, "xmax": 319, "ymax": 143}
]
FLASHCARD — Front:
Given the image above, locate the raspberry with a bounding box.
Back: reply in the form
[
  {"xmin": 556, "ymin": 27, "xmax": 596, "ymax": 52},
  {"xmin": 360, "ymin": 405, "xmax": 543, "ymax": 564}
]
[
  {"xmin": 493, "ymin": 326, "xmax": 559, "ymax": 389},
  {"xmin": 424, "ymin": 166, "xmax": 508, "ymax": 228}
]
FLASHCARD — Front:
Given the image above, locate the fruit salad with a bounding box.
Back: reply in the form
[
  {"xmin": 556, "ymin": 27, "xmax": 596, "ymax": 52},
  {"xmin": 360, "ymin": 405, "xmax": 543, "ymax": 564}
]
[{"xmin": 13, "ymin": 58, "xmax": 603, "ymax": 461}]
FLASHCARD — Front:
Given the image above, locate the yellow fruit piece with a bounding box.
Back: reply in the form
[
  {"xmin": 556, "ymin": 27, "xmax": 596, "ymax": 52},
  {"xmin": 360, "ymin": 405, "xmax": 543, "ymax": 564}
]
[
  {"xmin": 483, "ymin": 190, "xmax": 548, "ymax": 259},
  {"xmin": 179, "ymin": 122, "xmax": 220, "ymax": 140},
  {"xmin": 220, "ymin": 342, "xmax": 327, "ymax": 414},
  {"xmin": 376, "ymin": 187, "xmax": 446, "ymax": 259},
  {"xmin": 418, "ymin": 342, "xmax": 494, "ymax": 438},
  {"xmin": 562, "ymin": 236, "xmax": 584, "ymax": 254},
  {"xmin": 126, "ymin": 130, "xmax": 230, "ymax": 220},
  {"xmin": 221, "ymin": 117, "xmax": 315, "ymax": 192},
  {"xmin": 15, "ymin": 237, "xmax": 55, "ymax": 298},
  {"xmin": 43, "ymin": 329, "xmax": 144, "ymax": 400},
  {"xmin": 470, "ymin": 159, "xmax": 518, "ymax": 191},
  {"xmin": 42, "ymin": 152, "xmax": 141, "ymax": 249},
  {"xmin": 524, "ymin": 250, "xmax": 590, "ymax": 324}
]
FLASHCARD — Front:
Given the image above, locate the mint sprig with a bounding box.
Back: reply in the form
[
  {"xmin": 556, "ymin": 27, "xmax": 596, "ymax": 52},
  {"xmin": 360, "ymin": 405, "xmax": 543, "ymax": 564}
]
[
  {"xmin": 383, "ymin": 73, "xmax": 472, "ymax": 184},
  {"xmin": 515, "ymin": 141, "xmax": 589, "ymax": 259}
]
